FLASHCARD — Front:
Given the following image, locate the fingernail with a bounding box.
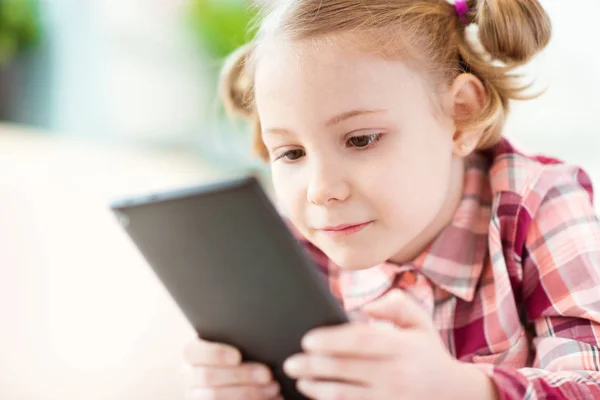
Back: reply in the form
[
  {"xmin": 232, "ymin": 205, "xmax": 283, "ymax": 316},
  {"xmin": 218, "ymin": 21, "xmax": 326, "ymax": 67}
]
[
  {"xmin": 283, "ymin": 357, "xmax": 301, "ymax": 374},
  {"xmin": 372, "ymin": 320, "xmax": 399, "ymax": 331},
  {"xmin": 348, "ymin": 310, "xmax": 370, "ymax": 322},
  {"xmin": 301, "ymin": 334, "xmax": 316, "ymax": 349},
  {"xmin": 297, "ymin": 379, "xmax": 310, "ymax": 392}
]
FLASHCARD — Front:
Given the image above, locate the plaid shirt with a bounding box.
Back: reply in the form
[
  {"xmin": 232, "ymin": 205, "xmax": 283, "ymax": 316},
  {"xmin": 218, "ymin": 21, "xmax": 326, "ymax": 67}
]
[{"xmin": 299, "ymin": 138, "xmax": 600, "ymax": 399}]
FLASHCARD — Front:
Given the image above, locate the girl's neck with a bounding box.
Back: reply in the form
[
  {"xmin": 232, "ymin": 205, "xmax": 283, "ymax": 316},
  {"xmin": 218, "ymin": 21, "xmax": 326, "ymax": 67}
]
[{"xmin": 389, "ymin": 156, "xmax": 466, "ymax": 265}]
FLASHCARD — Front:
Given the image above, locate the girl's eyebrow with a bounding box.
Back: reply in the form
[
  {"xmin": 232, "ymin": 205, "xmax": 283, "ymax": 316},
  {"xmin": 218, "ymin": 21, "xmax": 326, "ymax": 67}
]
[
  {"xmin": 325, "ymin": 109, "xmax": 385, "ymax": 127},
  {"xmin": 263, "ymin": 108, "xmax": 386, "ymax": 136},
  {"xmin": 263, "ymin": 127, "xmax": 292, "ymax": 136}
]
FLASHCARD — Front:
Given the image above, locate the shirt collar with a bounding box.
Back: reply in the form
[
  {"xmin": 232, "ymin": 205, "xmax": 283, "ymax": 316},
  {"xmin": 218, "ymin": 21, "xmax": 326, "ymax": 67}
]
[{"xmin": 338, "ymin": 153, "xmax": 492, "ymax": 310}]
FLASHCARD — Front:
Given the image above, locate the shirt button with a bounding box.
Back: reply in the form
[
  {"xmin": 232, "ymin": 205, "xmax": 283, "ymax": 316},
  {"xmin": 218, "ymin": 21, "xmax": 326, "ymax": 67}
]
[{"xmin": 401, "ymin": 270, "xmax": 417, "ymax": 285}]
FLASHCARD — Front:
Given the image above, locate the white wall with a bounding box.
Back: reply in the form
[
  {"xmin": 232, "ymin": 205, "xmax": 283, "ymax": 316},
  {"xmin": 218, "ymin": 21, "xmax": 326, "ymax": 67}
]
[
  {"xmin": 43, "ymin": 0, "xmax": 210, "ymax": 146},
  {"xmin": 504, "ymin": 0, "xmax": 600, "ymax": 175}
]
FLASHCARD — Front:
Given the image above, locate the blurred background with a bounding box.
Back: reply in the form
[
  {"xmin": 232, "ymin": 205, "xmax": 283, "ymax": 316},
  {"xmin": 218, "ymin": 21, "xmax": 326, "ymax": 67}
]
[{"xmin": 0, "ymin": 0, "xmax": 599, "ymax": 399}]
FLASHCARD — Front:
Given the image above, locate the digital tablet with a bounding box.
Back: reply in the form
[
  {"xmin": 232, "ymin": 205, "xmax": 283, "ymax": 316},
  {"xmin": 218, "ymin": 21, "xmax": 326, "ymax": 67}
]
[{"xmin": 110, "ymin": 176, "xmax": 348, "ymax": 400}]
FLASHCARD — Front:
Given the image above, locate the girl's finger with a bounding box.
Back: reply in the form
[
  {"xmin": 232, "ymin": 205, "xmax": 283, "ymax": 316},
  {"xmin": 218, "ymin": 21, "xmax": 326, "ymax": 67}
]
[
  {"xmin": 284, "ymin": 353, "xmax": 380, "ymax": 385},
  {"xmin": 185, "ymin": 382, "xmax": 280, "ymax": 400},
  {"xmin": 186, "ymin": 363, "xmax": 274, "ymax": 387},
  {"xmin": 184, "ymin": 339, "xmax": 242, "ymax": 366},
  {"xmin": 362, "ymin": 289, "xmax": 433, "ymax": 330},
  {"xmin": 296, "ymin": 379, "xmax": 371, "ymax": 400},
  {"xmin": 301, "ymin": 323, "xmax": 409, "ymax": 358}
]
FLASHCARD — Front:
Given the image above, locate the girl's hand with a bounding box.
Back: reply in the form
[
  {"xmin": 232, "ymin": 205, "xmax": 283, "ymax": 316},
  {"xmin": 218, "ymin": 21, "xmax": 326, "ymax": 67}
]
[
  {"xmin": 283, "ymin": 290, "xmax": 498, "ymax": 400},
  {"xmin": 183, "ymin": 337, "xmax": 282, "ymax": 399}
]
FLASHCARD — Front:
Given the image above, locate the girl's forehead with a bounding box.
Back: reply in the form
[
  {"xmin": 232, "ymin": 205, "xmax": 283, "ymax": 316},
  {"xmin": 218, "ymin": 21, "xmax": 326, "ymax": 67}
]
[
  {"xmin": 254, "ymin": 43, "xmax": 430, "ymax": 113},
  {"xmin": 255, "ymin": 38, "xmax": 414, "ymax": 85},
  {"xmin": 254, "ymin": 45, "xmax": 437, "ymax": 129}
]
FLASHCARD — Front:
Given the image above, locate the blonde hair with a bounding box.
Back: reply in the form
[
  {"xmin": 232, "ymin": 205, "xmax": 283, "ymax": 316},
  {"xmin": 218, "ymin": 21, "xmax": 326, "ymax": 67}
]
[{"xmin": 219, "ymin": 0, "xmax": 552, "ymax": 160}]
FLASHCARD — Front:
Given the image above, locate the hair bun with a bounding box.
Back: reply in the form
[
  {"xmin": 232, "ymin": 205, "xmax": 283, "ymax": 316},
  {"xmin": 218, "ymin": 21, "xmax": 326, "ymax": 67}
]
[{"xmin": 477, "ymin": 0, "xmax": 551, "ymax": 65}]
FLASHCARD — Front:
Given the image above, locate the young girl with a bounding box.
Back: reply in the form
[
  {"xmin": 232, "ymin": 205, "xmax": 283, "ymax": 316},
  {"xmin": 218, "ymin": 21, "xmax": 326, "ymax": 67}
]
[{"xmin": 183, "ymin": 0, "xmax": 600, "ymax": 399}]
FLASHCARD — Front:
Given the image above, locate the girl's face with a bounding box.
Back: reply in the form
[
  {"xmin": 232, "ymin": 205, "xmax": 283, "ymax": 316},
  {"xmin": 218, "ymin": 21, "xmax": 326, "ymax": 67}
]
[{"xmin": 255, "ymin": 39, "xmax": 466, "ymax": 270}]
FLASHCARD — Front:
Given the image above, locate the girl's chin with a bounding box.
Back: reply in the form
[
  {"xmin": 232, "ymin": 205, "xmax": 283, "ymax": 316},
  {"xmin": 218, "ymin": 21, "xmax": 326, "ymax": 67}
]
[{"xmin": 323, "ymin": 249, "xmax": 388, "ymax": 271}]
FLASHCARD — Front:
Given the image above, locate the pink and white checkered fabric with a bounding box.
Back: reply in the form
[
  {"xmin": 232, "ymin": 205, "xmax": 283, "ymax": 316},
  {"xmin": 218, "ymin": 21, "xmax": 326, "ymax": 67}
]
[{"xmin": 299, "ymin": 138, "xmax": 600, "ymax": 399}]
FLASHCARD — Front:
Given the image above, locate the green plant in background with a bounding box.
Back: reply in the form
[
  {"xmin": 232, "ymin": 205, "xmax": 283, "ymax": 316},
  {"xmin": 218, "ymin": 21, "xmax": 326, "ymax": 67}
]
[
  {"xmin": 186, "ymin": 0, "xmax": 269, "ymax": 176},
  {"xmin": 188, "ymin": 0, "xmax": 258, "ymax": 61},
  {"xmin": 0, "ymin": 0, "xmax": 40, "ymax": 65}
]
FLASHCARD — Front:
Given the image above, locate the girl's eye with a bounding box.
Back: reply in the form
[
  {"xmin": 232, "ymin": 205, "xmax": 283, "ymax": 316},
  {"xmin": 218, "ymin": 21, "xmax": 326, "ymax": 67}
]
[
  {"xmin": 347, "ymin": 133, "xmax": 382, "ymax": 148},
  {"xmin": 275, "ymin": 149, "xmax": 305, "ymax": 162}
]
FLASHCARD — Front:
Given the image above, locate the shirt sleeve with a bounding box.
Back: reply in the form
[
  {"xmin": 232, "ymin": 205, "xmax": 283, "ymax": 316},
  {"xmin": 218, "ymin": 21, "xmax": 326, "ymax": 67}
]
[{"xmin": 483, "ymin": 166, "xmax": 600, "ymax": 399}]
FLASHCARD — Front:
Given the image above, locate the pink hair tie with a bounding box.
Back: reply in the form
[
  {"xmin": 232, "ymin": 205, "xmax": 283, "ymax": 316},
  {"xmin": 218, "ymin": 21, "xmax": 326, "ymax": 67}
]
[{"xmin": 455, "ymin": 0, "xmax": 470, "ymax": 25}]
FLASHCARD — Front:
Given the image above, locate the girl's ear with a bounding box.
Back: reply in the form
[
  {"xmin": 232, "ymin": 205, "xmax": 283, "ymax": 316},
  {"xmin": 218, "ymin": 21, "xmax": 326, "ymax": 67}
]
[{"xmin": 449, "ymin": 73, "xmax": 486, "ymax": 157}]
